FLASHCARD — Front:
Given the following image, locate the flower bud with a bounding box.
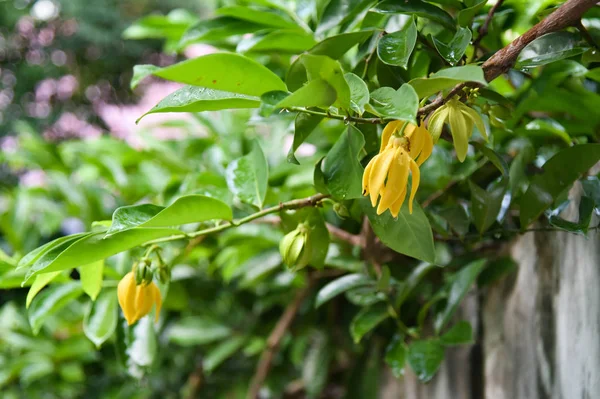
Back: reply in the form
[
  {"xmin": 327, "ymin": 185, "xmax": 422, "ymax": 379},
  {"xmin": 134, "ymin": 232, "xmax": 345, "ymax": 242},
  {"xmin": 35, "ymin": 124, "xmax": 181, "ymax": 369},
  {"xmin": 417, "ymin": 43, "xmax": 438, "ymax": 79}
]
[
  {"xmin": 117, "ymin": 272, "xmax": 162, "ymax": 326},
  {"xmin": 333, "ymin": 203, "xmax": 350, "ymax": 218},
  {"xmin": 279, "ymin": 226, "xmax": 311, "ymax": 272},
  {"xmin": 158, "ymin": 267, "xmax": 171, "ymax": 284}
]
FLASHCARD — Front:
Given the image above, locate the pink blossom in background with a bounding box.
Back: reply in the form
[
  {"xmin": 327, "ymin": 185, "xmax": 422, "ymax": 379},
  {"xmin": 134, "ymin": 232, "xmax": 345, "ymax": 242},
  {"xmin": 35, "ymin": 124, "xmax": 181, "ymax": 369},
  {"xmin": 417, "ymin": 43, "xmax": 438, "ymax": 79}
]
[
  {"xmin": 1, "ymin": 136, "xmax": 18, "ymax": 153},
  {"xmin": 35, "ymin": 78, "xmax": 56, "ymax": 102},
  {"xmin": 183, "ymin": 43, "xmax": 216, "ymax": 59},
  {"xmin": 44, "ymin": 112, "xmax": 102, "ymax": 140},
  {"xmin": 20, "ymin": 169, "xmax": 47, "ymax": 188},
  {"xmin": 56, "ymin": 75, "xmax": 78, "ymax": 100}
]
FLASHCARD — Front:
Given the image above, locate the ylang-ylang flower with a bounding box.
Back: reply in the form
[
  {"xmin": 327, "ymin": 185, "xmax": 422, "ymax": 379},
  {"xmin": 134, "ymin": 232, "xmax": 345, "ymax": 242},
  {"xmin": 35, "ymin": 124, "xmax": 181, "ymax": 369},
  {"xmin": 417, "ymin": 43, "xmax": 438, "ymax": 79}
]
[
  {"xmin": 362, "ymin": 121, "xmax": 433, "ymax": 217},
  {"xmin": 117, "ymin": 271, "xmax": 162, "ymax": 326}
]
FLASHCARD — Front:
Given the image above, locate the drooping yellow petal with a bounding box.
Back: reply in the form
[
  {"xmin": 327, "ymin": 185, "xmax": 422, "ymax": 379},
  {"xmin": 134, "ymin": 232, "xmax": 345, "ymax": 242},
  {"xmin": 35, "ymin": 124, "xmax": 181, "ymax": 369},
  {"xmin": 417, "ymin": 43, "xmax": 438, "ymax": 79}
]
[
  {"xmin": 408, "ymin": 158, "xmax": 421, "ymax": 214},
  {"xmin": 408, "ymin": 125, "xmax": 424, "ymax": 161},
  {"xmin": 403, "ymin": 123, "xmax": 417, "ymax": 139},
  {"xmin": 459, "ymin": 105, "xmax": 488, "ymax": 141},
  {"xmin": 362, "ymin": 158, "xmax": 374, "ymax": 196},
  {"xmin": 380, "ymin": 120, "xmax": 402, "ymax": 152},
  {"xmin": 448, "ymin": 107, "xmax": 470, "ymax": 162},
  {"xmin": 389, "ymin": 187, "xmax": 407, "ymax": 218},
  {"xmin": 377, "ymin": 149, "xmax": 409, "ymax": 214},
  {"xmin": 134, "ymin": 284, "xmax": 154, "ymax": 323},
  {"xmin": 415, "ymin": 126, "xmax": 433, "ymax": 166},
  {"xmin": 427, "ymin": 107, "xmax": 449, "ymax": 143},
  {"xmin": 117, "ymin": 272, "xmax": 137, "ymax": 326},
  {"xmin": 152, "ymin": 284, "xmax": 162, "ymax": 323},
  {"xmin": 368, "ymin": 148, "xmax": 395, "ymax": 206}
]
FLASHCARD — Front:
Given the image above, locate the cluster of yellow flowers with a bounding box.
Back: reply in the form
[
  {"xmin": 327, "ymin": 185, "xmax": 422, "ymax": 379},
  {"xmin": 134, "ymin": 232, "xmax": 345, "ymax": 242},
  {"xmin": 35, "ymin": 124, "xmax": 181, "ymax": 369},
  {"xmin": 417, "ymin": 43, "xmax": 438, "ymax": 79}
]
[{"xmin": 363, "ymin": 99, "xmax": 487, "ymax": 217}]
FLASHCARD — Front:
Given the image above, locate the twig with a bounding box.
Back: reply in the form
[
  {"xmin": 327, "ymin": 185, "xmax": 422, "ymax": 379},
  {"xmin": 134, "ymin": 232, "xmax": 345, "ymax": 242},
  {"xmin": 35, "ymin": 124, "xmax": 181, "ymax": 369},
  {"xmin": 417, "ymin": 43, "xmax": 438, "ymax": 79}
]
[
  {"xmin": 184, "ymin": 363, "xmax": 204, "ymax": 399},
  {"xmin": 144, "ymin": 194, "xmax": 329, "ymax": 246},
  {"xmin": 361, "ymin": 217, "xmax": 382, "ymax": 277},
  {"xmin": 247, "ymin": 282, "xmax": 313, "ymax": 399},
  {"xmin": 472, "ymin": 0, "xmax": 505, "ymax": 52},
  {"xmin": 577, "ymin": 20, "xmax": 600, "ymax": 50}
]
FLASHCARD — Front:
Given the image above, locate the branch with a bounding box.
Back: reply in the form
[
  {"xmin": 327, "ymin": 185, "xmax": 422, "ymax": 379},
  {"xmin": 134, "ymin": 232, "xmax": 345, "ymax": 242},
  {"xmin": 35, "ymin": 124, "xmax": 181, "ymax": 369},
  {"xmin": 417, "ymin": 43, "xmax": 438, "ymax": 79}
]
[
  {"xmin": 472, "ymin": 0, "xmax": 505, "ymax": 51},
  {"xmin": 247, "ymin": 282, "xmax": 313, "ymax": 399},
  {"xmin": 144, "ymin": 193, "xmax": 329, "ymax": 246}
]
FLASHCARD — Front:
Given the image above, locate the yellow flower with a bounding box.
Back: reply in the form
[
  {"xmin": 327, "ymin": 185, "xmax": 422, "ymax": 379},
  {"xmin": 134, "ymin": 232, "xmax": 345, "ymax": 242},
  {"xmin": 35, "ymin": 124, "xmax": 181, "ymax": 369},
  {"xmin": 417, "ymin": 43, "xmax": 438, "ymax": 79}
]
[
  {"xmin": 362, "ymin": 121, "xmax": 433, "ymax": 217},
  {"xmin": 117, "ymin": 272, "xmax": 162, "ymax": 326},
  {"xmin": 427, "ymin": 97, "xmax": 488, "ymax": 162}
]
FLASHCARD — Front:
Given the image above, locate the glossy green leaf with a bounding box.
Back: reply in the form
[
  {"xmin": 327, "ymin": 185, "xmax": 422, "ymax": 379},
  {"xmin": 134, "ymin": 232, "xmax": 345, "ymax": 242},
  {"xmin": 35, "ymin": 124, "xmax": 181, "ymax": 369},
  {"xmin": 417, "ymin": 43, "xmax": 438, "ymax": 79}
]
[
  {"xmin": 79, "ymin": 260, "xmax": 104, "ymax": 301},
  {"xmin": 586, "ymin": 68, "xmax": 600, "ymax": 83},
  {"xmin": 288, "ymin": 113, "xmax": 323, "ymax": 164},
  {"xmin": 226, "ymin": 141, "xmax": 269, "ymax": 208},
  {"xmin": 108, "ymin": 195, "xmax": 232, "ymax": 234},
  {"xmin": 440, "ymin": 320, "xmax": 473, "ymax": 346},
  {"xmin": 259, "ymin": 90, "xmax": 289, "ymax": 116},
  {"xmin": 302, "ymin": 54, "xmax": 352, "ymax": 109},
  {"xmin": 315, "ymin": 273, "xmax": 374, "ymax": 308},
  {"xmin": 203, "ymin": 336, "xmax": 247, "ymax": 373},
  {"xmin": 276, "ymin": 79, "xmax": 337, "ymax": 109},
  {"xmin": 122, "ymin": 9, "xmax": 197, "ymax": 41},
  {"xmin": 215, "ymin": 5, "xmax": 297, "ymax": 29},
  {"xmin": 132, "ymin": 53, "xmax": 286, "ymax": 96},
  {"xmin": 317, "ymin": 0, "xmax": 370, "ymax": 33},
  {"xmin": 17, "ymin": 233, "xmax": 89, "ymax": 270},
  {"xmin": 377, "ymin": 18, "xmax": 417, "ymax": 68},
  {"xmin": 433, "ymin": 27, "xmax": 472, "ymax": 65},
  {"xmin": 549, "ymin": 196, "xmax": 595, "ymax": 235},
  {"xmin": 373, "ymin": 0, "xmax": 455, "ymax": 29},
  {"xmin": 302, "ymin": 331, "xmax": 331, "ymax": 399},
  {"xmin": 437, "ymin": 206, "xmax": 470, "ymax": 237},
  {"xmin": 130, "ymin": 64, "xmax": 161, "ymax": 90},
  {"xmin": 435, "ymin": 259, "xmax": 486, "ymax": 333},
  {"xmin": 310, "ymin": 30, "xmax": 374, "ymax": 59},
  {"xmin": 178, "ymin": 17, "xmax": 264, "ymax": 47},
  {"xmin": 350, "ymin": 303, "xmax": 390, "ymax": 343},
  {"xmin": 457, "ymin": 0, "xmax": 486, "ymax": 27},
  {"xmin": 24, "ymin": 229, "xmax": 183, "ymax": 283},
  {"xmin": 367, "ymin": 84, "xmax": 419, "ymax": 124},
  {"xmin": 407, "ymin": 339, "xmax": 445, "ymax": 382},
  {"xmin": 516, "ymin": 32, "xmax": 587, "ymax": 69},
  {"xmin": 83, "ymin": 289, "xmax": 118, "ymax": 348},
  {"xmin": 237, "ymin": 29, "xmax": 316, "ymax": 53},
  {"xmin": 137, "ymin": 86, "xmax": 260, "ymax": 122},
  {"xmin": 345, "ymin": 73, "xmax": 370, "ymax": 114},
  {"xmin": 167, "ymin": 317, "xmax": 232, "ymax": 346},
  {"xmin": 26, "ymin": 271, "xmax": 61, "ymax": 308},
  {"xmin": 409, "ymin": 65, "xmax": 487, "ymax": 99},
  {"xmin": 469, "ymin": 179, "xmax": 508, "ymax": 234},
  {"xmin": 519, "ymin": 144, "xmax": 600, "ymax": 227},
  {"xmin": 116, "ymin": 317, "xmax": 157, "ymax": 375},
  {"xmin": 385, "ymin": 334, "xmax": 407, "ymax": 378},
  {"xmin": 396, "ymin": 262, "xmax": 437, "ymax": 306},
  {"xmin": 322, "ymin": 125, "xmax": 365, "ymax": 200},
  {"xmin": 362, "ymin": 199, "xmax": 436, "ymax": 264},
  {"xmin": 472, "ymin": 142, "xmax": 509, "ymax": 176},
  {"xmin": 28, "ymin": 282, "xmax": 83, "ymax": 335}
]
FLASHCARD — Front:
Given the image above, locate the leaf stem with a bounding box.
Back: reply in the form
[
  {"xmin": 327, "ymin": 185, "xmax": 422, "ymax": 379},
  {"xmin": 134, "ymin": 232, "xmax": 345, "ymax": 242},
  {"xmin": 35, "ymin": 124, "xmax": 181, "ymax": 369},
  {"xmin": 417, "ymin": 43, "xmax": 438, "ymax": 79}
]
[{"xmin": 143, "ymin": 194, "xmax": 330, "ymax": 246}]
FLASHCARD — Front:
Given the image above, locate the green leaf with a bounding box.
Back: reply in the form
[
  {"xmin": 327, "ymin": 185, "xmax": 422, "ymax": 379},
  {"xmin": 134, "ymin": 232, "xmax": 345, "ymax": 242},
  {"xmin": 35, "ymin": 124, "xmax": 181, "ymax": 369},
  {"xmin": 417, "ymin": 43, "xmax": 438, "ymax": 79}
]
[
  {"xmin": 226, "ymin": 141, "xmax": 269, "ymax": 209},
  {"xmin": 133, "ymin": 53, "xmax": 286, "ymax": 96},
  {"xmin": 396, "ymin": 262, "xmax": 437, "ymax": 305},
  {"xmin": 26, "ymin": 271, "xmax": 61, "ymax": 308},
  {"xmin": 582, "ymin": 176, "xmax": 600, "ymax": 206},
  {"xmin": 407, "ymin": 339, "xmax": 445, "ymax": 382},
  {"xmin": 433, "ymin": 27, "xmax": 472, "ymax": 66},
  {"xmin": 469, "ymin": 179, "xmax": 508, "ymax": 234},
  {"xmin": 350, "ymin": 303, "xmax": 390, "ymax": 343},
  {"xmin": 435, "ymin": 259, "xmax": 486, "ymax": 333},
  {"xmin": 259, "ymin": 90, "xmax": 289, "ymax": 116},
  {"xmin": 178, "ymin": 17, "xmax": 264, "ymax": 47},
  {"xmin": 302, "ymin": 331, "xmax": 332, "ymax": 399},
  {"xmin": 345, "ymin": 73, "xmax": 370, "ymax": 114},
  {"xmin": 130, "ymin": 64, "xmax": 160, "ymax": 90},
  {"xmin": 83, "ymin": 289, "xmax": 118, "ymax": 348},
  {"xmin": 373, "ymin": 0, "xmax": 455, "ymax": 29},
  {"xmin": 315, "ymin": 273, "xmax": 374, "ymax": 308},
  {"xmin": 79, "ymin": 260, "xmax": 104, "ymax": 301},
  {"xmin": 24, "ymin": 229, "xmax": 183, "ymax": 283},
  {"xmin": 137, "ymin": 86, "xmax": 260, "ymax": 122},
  {"xmin": 123, "ymin": 9, "xmax": 197, "ymax": 41},
  {"xmin": 322, "ymin": 125, "xmax": 365, "ymax": 200},
  {"xmin": 516, "ymin": 32, "xmax": 587, "ymax": 69},
  {"xmin": 456, "ymin": 0, "xmax": 486, "ymax": 27},
  {"xmin": 409, "ymin": 65, "xmax": 487, "ymax": 99},
  {"xmin": 549, "ymin": 196, "xmax": 595, "ymax": 235},
  {"xmin": 215, "ymin": 6, "xmax": 297, "ymax": 29},
  {"xmin": 203, "ymin": 336, "xmax": 247, "ymax": 373},
  {"xmin": 18, "ymin": 233, "xmax": 89, "ymax": 270},
  {"xmin": 362, "ymin": 199, "xmax": 436, "ymax": 264},
  {"xmin": 586, "ymin": 68, "xmax": 600, "ymax": 83},
  {"xmin": 108, "ymin": 195, "xmax": 232, "ymax": 234},
  {"xmin": 472, "ymin": 142, "xmax": 509, "ymax": 176},
  {"xmin": 301, "ymin": 54, "xmax": 352, "ymax": 109},
  {"xmin": 167, "ymin": 317, "xmax": 232, "ymax": 346},
  {"xmin": 276, "ymin": 79, "xmax": 337, "ymax": 109},
  {"xmin": 477, "ymin": 256, "xmax": 518, "ymax": 287},
  {"xmin": 377, "ymin": 18, "xmax": 417, "ymax": 68},
  {"xmin": 437, "ymin": 206, "xmax": 470, "ymax": 237},
  {"xmin": 440, "ymin": 320, "xmax": 473, "ymax": 346},
  {"xmin": 367, "ymin": 84, "xmax": 419, "ymax": 124},
  {"xmin": 310, "ymin": 31, "xmax": 374, "ymax": 59},
  {"xmin": 28, "ymin": 282, "xmax": 83, "ymax": 335},
  {"xmin": 385, "ymin": 334, "xmax": 407, "ymax": 378},
  {"xmin": 116, "ymin": 317, "xmax": 157, "ymax": 375},
  {"xmin": 237, "ymin": 29, "xmax": 317, "ymax": 53},
  {"xmin": 519, "ymin": 144, "xmax": 600, "ymax": 227},
  {"xmin": 288, "ymin": 113, "xmax": 323, "ymax": 164}
]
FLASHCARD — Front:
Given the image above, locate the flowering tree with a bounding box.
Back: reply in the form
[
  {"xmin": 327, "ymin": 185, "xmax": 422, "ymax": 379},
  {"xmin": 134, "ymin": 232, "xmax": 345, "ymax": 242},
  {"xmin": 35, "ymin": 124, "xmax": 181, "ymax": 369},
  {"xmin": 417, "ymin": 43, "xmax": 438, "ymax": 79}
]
[{"xmin": 2, "ymin": 0, "xmax": 600, "ymax": 397}]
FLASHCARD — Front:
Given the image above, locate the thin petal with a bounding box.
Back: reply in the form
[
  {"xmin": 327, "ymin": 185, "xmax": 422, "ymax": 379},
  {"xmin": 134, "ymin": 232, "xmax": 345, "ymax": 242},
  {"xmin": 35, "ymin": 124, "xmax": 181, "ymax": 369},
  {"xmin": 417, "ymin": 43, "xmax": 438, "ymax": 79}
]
[
  {"xmin": 416, "ymin": 125, "xmax": 433, "ymax": 166},
  {"xmin": 390, "ymin": 187, "xmax": 407, "ymax": 218},
  {"xmin": 153, "ymin": 284, "xmax": 162, "ymax": 323},
  {"xmin": 448, "ymin": 108, "xmax": 469, "ymax": 162},
  {"xmin": 380, "ymin": 120, "xmax": 402, "ymax": 152},
  {"xmin": 408, "ymin": 158, "xmax": 421, "ymax": 214},
  {"xmin": 362, "ymin": 158, "xmax": 374, "ymax": 196},
  {"xmin": 427, "ymin": 107, "xmax": 449, "ymax": 143},
  {"xmin": 118, "ymin": 272, "xmax": 136, "ymax": 326},
  {"xmin": 377, "ymin": 149, "xmax": 409, "ymax": 213},
  {"xmin": 408, "ymin": 125, "xmax": 424, "ymax": 160},
  {"xmin": 368, "ymin": 149, "xmax": 394, "ymax": 206},
  {"xmin": 460, "ymin": 105, "xmax": 488, "ymax": 141},
  {"xmin": 403, "ymin": 123, "xmax": 417, "ymax": 139}
]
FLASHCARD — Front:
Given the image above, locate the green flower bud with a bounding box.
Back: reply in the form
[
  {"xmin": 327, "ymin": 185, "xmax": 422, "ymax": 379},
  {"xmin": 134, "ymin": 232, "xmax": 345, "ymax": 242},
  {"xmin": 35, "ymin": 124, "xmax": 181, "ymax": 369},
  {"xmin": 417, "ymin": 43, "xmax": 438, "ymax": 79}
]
[
  {"xmin": 158, "ymin": 267, "xmax": 171, "ymax": 284},
  {"xmin": 135, "ymin": 259, "xmax": 154, "ymax": 285},
  {"xmin": 280, "ymin": 225, "xmax": 311, "ymax": 272},
  {"xmin": 333, "ymin": 203, "xmax": 350, "ymax": 218}
]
